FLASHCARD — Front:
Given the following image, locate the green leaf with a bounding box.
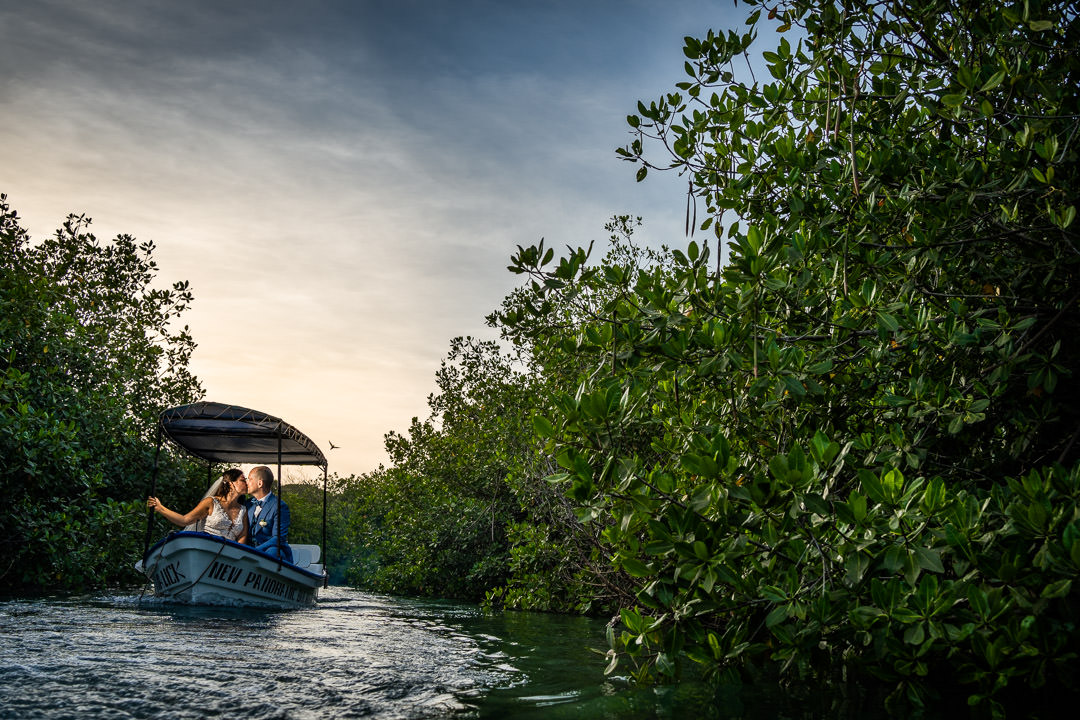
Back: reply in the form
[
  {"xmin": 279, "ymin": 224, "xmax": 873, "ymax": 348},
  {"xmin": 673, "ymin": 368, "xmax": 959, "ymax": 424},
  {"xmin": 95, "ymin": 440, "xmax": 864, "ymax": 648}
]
[
  {"xmin": 921, "ymin": 477, "xmax": 947, "ymax": 513},
  {"xmin": 811, "ymin": 430, "xmax": 839, "ymax": 465},
  {"xmin": 883, "ymin": 545, "xmax": 905, "ymax": 574},
  {"xmin": 968, "ymin": 585, "xmax": 989, "ymax": 618},
  {"xmin": 532, "ymin": 415, "xmax": 555, "ymax": 438},
  {"xmin": 979, "ymin": 70, "xmax": 1006, "ymax": 92},
  {"xmin": 851, "ymin": 605, "xmax": 885, "ymax": 627},
  {"xmin": 1028, "ymin": 19, "xmax": 1053, "ymax": 31},
  {"xmin": 848, "ymin": 491, "xmax": 868, "ymax": 523},
  {"xmin": 877, "ymin": 311, "xmax": 900, "ymax": 332},
  {"xmin": 621, "ymin": 557, "xmax": 653, "ymax": 577},
  {"xmin": 846, "ymin": 552, "xmax": 870, "ymax": 584},
  {"xmin": 1061, "ymin": 205, "xmax": 1076, "ymax": 228},
  {"xmin": 803, "ymin": 493, "xmax": 830, "ymax": 516},
  {"xmin": 859, "ymin": 469, "xmax": 887, "ymax": 504},
  {"xmin": 782, "ymin": 375, "xmax": 806, "ymax": 397},
  {"xmin": 891, "ymin": 606, "xmax": 921, "ymax": 624},
  {"xmin": 707, "ymin": 632, "xmax": 722, "ymax": 659},
  {"xmin": 941, "ymin": 93, "xmax": 966, "ymax": 107},
  {"xmin": 746, "ymin": 225, "xmax": 763, "ymax": 254},
  {"xmin": 914, "ymin": 547, "xmax": 945, "ymax": 574},
  {"xmin": 655, "ymin": 652, "xmax": 676, "ymax": 677},
  {"xmin": 769, "ymin": 455, "xmax": 790, "ymax": 482},
  {"xmin": 1041, "ymin": 579, "xmax": 1072, "ymax": 599},
  {"xmin": 956, "ymin": 65, "xmax": 975, "ymax": 89},
  {"xmin": 882, "ymin": 468, "xmax": 904, "ymax": 502},
  {"xmin": 761, "ymin": 584, "xmax": 787, "ymax": 603},
  {"xmin": 765, "ymin": 604, "xmax": 788, "ymax": 628},
  {"xmin": 604, "ymin": 651, "xmax": 619, "ymax": 675},
  {"xmin": 903, "ymin": 623, "xmax": 926, "ymax": 645}
]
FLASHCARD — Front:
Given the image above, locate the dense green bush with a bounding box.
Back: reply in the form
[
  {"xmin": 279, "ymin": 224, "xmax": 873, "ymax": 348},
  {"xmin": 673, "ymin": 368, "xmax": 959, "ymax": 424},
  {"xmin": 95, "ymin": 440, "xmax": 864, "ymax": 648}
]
[
  {"xmin": 295, "ymin": 2, "xmax": 1078, "ymax": 711},
  {"xmin": 497, "ymin": 0, "xmax": 1078, "ymax": 712},
  {"xmin": 1, "ymin": 195, "xmax": 202, "ymax": 593},
  {"xmin": 334, "ymin": 337, "xmax": 609, "ymax": 609},
  {"xmin": 284, "ymin": 474, "xmax": 354, "ymax": 584}
]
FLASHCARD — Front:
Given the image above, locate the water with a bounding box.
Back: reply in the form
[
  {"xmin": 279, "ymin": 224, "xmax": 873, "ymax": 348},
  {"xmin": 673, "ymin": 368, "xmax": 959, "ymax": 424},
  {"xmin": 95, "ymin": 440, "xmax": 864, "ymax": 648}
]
[{"xmin": 0, "ymin": 587, "xmax": 785, "ymax": 719}]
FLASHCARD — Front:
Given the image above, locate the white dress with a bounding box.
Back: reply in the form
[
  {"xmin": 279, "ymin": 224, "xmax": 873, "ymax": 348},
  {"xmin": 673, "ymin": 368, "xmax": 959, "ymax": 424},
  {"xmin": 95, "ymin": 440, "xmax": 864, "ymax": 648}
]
[{"xmin": 203, "ymin": 498, "xmax": 244, "ymax": 541}]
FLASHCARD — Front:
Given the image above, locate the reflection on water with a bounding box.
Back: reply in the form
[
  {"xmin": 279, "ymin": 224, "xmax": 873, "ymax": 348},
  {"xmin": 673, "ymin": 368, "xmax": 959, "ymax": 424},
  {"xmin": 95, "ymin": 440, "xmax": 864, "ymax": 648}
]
[{"xmin": 0, "ymin": 586, "xmax": 829, "ymax": 719}]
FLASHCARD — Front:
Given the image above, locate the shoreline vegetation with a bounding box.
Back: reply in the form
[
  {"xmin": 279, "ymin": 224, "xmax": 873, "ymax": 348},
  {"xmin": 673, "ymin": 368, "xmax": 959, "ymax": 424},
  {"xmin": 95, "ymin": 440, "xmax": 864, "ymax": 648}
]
[{"xmin": 3, "ymin": 1, "xmax": 1077, "ymax": 715}]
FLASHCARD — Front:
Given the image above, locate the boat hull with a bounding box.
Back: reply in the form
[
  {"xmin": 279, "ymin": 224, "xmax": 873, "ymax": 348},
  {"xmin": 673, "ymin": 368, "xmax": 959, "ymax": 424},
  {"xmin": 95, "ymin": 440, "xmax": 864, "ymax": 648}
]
[{"xmin": 139, "ymin": 532, "xmax": 324, "ymax": 608}]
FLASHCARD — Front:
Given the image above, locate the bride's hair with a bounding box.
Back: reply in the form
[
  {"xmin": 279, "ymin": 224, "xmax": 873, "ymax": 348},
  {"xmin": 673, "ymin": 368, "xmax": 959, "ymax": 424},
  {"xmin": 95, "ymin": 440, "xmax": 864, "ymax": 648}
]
[{"xmin": 213, "ymin": 468, "xmax": 245, "ymax": 500}]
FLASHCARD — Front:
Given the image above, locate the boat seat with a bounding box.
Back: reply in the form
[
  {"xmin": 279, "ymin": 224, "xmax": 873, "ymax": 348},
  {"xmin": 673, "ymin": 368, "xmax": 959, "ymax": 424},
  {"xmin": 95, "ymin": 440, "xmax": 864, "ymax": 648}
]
[{"xmin": 291, "ymin": 544, "xmax": 322, "ymax": 568}]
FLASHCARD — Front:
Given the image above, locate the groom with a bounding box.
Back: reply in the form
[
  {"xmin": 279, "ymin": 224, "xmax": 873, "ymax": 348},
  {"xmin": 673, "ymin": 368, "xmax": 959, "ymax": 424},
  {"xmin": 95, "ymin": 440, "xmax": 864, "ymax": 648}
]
[{"xmin": 245, "ymin": 465, "xmax": 293, "ymax": 563}]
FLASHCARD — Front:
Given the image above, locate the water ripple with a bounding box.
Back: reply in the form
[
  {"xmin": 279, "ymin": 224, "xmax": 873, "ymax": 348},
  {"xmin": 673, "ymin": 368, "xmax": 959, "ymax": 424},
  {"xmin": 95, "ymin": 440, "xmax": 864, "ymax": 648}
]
[
  {"xmin": 0, "ymin": 588, "xmax": 520, "ymax": 719},
  {"xmin": 0, "ymin": 587, "xmax": 787, "ymax": 720}
]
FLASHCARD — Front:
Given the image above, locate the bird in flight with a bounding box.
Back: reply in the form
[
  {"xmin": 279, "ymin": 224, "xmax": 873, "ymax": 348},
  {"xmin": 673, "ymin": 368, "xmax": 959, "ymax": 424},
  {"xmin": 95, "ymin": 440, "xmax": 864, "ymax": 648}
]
[{"xmin": 329, "ymin": 441, "xmax": 340, "ymax": 450}]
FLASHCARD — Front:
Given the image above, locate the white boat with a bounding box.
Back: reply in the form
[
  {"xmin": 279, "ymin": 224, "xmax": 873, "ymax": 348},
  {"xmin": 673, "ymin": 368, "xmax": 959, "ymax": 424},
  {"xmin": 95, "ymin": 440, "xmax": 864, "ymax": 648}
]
[
  {"xmin": 137, "ymin": 402, "xmax": 330, "ymax": 608},
  {"xmin": 139, "ymin": 532, "xmax": 324, "ymax": 608}
]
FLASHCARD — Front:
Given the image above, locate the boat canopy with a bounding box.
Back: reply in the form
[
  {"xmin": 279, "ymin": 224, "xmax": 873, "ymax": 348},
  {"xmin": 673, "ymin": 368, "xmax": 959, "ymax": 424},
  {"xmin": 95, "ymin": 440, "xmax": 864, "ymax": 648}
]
[{"xmin": 160, "ymin": 402, "xmax": 327, "ymax": 467}]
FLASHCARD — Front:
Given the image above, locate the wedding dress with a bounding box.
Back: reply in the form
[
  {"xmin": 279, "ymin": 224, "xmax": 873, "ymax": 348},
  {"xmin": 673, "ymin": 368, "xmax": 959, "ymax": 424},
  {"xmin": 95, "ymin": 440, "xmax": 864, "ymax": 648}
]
[{"xmin": 202, "ymin": 498, "xmax": 244, "ymax": 541}]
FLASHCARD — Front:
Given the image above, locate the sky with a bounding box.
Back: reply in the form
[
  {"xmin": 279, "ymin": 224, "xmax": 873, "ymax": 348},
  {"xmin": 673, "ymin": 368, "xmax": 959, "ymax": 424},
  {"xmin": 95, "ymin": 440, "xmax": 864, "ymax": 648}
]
[{"xmin": 1, "ymin": 0, "xmax": 743, "ymax": 478}]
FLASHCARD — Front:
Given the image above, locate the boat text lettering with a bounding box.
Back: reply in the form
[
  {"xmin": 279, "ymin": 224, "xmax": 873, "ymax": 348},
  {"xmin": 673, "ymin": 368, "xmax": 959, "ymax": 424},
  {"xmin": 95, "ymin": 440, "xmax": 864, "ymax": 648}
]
[
  {"xmin": 207, "ymin": 561, "xmax": 244, "ymax": 584},
  {"xmin": 242, "ymin": 570, "xmax": 313, "ymax": 603},
  {"xmin": 154, "ymin": 562, "xmax": 186, "ymax": 589}
]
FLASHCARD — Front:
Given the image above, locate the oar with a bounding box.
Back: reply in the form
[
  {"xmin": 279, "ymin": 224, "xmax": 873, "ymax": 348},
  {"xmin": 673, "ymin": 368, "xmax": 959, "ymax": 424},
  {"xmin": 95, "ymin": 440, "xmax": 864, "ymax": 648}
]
[{"xmin": 142, "ymin": 426, "xmax": 163, "ymax": 557}]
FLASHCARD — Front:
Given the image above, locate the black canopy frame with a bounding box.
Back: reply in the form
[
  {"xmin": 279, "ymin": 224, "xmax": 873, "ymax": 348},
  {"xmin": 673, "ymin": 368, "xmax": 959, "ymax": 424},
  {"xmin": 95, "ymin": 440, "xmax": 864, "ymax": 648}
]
[{"xmin": 143, "ymin": 402, "xmax": 329, "ymax": 585}]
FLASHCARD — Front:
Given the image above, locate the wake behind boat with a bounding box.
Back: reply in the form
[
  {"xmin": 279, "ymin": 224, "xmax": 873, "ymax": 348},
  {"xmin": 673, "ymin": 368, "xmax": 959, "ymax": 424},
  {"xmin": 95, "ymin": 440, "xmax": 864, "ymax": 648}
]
[{"xmin": 138, "ymin": 402, "xmax": 330, "ymax": 608}]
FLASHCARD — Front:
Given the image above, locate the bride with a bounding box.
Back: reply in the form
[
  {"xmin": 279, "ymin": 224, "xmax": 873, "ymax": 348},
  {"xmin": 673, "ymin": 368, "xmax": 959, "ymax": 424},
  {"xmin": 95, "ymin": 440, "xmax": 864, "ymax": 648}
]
[{"xmin": 147, "ymin": 468, "xmax": 249, "ymax": 543}]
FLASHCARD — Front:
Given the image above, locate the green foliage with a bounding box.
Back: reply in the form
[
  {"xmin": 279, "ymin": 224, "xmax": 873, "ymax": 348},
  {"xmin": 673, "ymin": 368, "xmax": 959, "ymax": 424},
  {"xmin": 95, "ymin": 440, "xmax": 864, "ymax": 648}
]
[
  {"xmin": 332, "ymin": 335, "xmax": 619, "ymax": 611},
  {"xmin": 0, "ymin": 194, "xmax": 202, "ymax": 594},
  {"xmin": 304, "ymin": 2, "xmax": 1077, "ymax": 710},
  {"xmin": 483, "ymin": 521, "xmax": 596, "ymax": 613},
  {"xmin": 284, "ymin": 474, "xmax": 354, "ymax": 584},
  {"xmin": 350, "ymin": 465, "xmax": 510, "ymax": 599},
  {"xmin": 496, "ymin": 0, "xmax": 1079, "ymax": 712}
]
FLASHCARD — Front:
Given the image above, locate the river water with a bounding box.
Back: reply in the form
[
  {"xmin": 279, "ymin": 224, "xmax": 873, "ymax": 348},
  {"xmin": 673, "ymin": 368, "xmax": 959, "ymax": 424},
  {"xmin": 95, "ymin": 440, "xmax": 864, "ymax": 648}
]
[{"xmin": 0, "ymin": 586, "xmax": 802, "ymax": 719}]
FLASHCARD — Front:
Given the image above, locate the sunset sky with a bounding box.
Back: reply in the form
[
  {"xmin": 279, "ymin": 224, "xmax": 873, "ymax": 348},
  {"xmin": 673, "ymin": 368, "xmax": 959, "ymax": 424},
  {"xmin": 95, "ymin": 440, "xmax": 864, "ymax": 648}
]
[{"xmin": 1, "ymin": 0, "xmax": 741, "ymax": 477}]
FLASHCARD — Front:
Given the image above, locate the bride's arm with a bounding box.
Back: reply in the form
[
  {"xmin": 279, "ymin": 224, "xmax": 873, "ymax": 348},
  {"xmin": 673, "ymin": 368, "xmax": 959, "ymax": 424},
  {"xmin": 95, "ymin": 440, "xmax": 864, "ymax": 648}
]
[{"xmin": 148, "ymin": 497, "xmax": 213, "ymax": 528}]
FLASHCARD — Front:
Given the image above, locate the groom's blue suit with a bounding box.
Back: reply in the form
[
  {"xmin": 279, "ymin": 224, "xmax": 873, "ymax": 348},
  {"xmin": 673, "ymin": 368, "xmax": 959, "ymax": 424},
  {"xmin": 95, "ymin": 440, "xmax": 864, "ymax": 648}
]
[{"xmin": 246, "ymin": 492, "xmax": 293, "ymax": 563}]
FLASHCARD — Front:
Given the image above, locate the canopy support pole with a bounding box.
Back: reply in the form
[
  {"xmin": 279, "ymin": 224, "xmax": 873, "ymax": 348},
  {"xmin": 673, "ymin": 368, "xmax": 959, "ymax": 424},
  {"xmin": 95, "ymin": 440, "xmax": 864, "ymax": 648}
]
[
  {"xmin": 276, "ymin": 427, "xmax": 283, "ymax": 567},
  {"xmin": 142, "ymin": 424, "xmax": 163, "ymax": 557},
  {"xmin": 322, "ymin": 464, "xmax": 328, "ymax": 588}
]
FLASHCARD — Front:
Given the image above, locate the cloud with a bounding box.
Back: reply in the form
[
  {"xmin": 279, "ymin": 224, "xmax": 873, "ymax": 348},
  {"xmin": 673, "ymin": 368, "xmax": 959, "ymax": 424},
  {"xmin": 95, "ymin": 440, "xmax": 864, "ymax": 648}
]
[{"xmin": 1, "ymin": 0, "xmax": 725, "ymax": 475}]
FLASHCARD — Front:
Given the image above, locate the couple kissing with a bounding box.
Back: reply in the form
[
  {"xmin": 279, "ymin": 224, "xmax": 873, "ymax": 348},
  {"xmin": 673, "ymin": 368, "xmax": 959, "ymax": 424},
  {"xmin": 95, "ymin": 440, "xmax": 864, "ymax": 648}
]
[{"xmin": 147, "ymin": 465, "xmax": 293, "ymax": 563}]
